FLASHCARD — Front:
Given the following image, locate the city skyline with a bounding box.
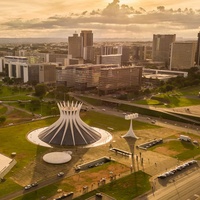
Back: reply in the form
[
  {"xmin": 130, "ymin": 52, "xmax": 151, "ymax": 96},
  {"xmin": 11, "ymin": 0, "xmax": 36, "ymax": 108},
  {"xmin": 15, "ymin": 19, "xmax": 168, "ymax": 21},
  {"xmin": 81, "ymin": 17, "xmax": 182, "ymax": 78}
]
[{"xmin": 0, "ymin": 0, "xmax": 200, "ymax": 39}]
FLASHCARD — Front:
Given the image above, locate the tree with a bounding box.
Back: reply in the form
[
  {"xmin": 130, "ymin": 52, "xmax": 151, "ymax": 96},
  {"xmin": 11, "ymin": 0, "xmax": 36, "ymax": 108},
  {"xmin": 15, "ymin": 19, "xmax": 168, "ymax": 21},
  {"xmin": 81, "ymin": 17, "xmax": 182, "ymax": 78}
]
[
  {"xmin": 0, "ymin": 116, "xmax": 6, "ymax": 124},
  {"xmin": 35, "ymin": 84, "xmax": 47, "ymax": 97},
  {"xmin": 30, "ymin": 99, "xmax": 41, "ymax": 111}
]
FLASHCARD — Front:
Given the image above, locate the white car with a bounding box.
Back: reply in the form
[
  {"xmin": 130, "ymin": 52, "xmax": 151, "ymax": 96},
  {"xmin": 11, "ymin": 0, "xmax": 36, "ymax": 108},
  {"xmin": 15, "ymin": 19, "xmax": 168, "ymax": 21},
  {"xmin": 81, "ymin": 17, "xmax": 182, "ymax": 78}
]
[
  {"xmin": 24, "ymin": 184, "xmax": 32, "ymax": 190},
  {"xmin": 57, "ymin": 172, "xmax": 64, "ymax": 177}
]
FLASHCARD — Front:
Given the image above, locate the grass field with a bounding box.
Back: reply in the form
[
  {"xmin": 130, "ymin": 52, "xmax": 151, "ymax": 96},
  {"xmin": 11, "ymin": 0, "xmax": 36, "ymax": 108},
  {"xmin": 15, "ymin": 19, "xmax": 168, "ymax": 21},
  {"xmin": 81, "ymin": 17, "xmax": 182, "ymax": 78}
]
[
  {"xmin": 81, "ymin": 111, "xmax": 158, "ymax": 131},
  {"xmin": 132, "ymin": 86, "xmax": 200, "ymax": 108},
  {"xmin": 0, "ymin": 110, "xmax": 158, "ymax": 198},
  {"xmin": 0, "ymin": 93, "xmax": 199, "ymax": 199},
  {"xmin": 74, "ymin": 170, "xmax": 151, "ymax": 200},
  {"xmin": 0, "ymin": 85, "xmax": 34, "ymax": 101},
  {"xmin": 13, "ymin": 166, "xmax": 151, "ymax": 200},
  {"xmin": 150, "ymin": 140, "xmax": 200, "ymax": 161},
  {"xmin": 134, "ymin": 92, "xmax": 200, "ymax": 108}
]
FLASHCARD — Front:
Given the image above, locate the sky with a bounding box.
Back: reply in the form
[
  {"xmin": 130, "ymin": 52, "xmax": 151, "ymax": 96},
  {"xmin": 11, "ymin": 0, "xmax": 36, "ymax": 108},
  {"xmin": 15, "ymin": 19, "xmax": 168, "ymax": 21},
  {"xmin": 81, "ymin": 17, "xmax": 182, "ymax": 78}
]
[{"xmin": 0, "ymin": 0, "xmax": 200, "ymax": 40}]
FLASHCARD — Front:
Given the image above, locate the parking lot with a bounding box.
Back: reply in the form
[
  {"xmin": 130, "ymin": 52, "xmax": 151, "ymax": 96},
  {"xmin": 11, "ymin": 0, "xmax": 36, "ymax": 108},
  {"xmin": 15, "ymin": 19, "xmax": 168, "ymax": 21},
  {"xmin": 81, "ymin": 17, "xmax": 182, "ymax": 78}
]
[{"xmin": 157, "ymin": 160, "xmax": 198, "ymax": 180}]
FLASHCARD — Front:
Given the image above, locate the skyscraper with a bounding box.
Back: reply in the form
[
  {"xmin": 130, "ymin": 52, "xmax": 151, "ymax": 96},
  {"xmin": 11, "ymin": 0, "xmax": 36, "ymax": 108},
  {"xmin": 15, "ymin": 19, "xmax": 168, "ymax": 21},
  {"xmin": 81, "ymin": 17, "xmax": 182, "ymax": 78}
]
[
  {"xmin": 195, "ymin": 32, "xmax": 200, "ymax": 66},
  {"xmin": 68, "ymin": 32, "xmax": 83, "ymax": 58},
  {"xmin": 170, "ymin": 42, "xmax": 197, "ymax": 70},
  {"xmin": 80, "ymin": 30, "xmax": 93, "ymax": 47},
  {"xmin": 80, "ymin": 30, "xmax": 94, "ymax": 63},
  {"xmin": 152, "ymin": 34, "xmax": 176, "ymax": 68}
]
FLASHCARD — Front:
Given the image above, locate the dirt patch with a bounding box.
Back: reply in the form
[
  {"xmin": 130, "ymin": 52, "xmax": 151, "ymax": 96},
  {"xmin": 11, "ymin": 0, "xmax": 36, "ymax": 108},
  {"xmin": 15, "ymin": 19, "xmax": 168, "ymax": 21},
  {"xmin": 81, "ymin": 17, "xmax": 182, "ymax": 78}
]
[{"xmin": 153, "ymin": 146, "xmax": 178, "ymax": 156}]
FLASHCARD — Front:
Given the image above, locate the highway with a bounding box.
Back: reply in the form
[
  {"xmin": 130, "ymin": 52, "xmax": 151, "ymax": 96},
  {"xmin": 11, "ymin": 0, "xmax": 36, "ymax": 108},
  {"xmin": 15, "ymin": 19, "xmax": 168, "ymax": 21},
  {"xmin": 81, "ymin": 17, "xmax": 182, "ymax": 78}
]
[
  {"xmin": 73, "ymin": 93, "xmax": 200, "ymax": 135},
  {"xmin": 147, "ymin": 169, "xmax": 200, "ymax": 200}
]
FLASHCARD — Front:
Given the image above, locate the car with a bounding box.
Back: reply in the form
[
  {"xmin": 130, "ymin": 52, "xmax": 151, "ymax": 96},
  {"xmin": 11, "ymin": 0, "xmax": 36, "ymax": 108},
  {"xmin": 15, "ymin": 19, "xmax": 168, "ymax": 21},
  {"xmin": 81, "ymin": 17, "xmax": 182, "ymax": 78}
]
[
  {"xmin": 57, "ymin": 172, "xmax": 64, "ymax": 177},
  {"xmin": 180, "ymin": 164, "xmax": 187, "ymax": 169},
  {"xmin": 31, "ymin": 182, "xmax": 38, "ymax": 187},
  {"xmin": 184, "ymin": 163, "xmax": 190, "ymax": 167},
  {"xmin": 158, "ymin": 174, "xmax": 166, "ymax": 179},
  {"xmin": 24, "ymin": 184, "xmax": 32, "ymax": 190},
  {"xmin": 190, "ymin": 160, "xmax": 197, "ymax": 164},
  {"xmin": 63, "ymin": 192, "xmax": 74, "ymax": 197},
  {"xmin": 193, "ymin": 140, "xmax": 199, "ymax": 145},
  {"xmin": 164, "ymin": 172, "xmax": 172, "ymax": 176},
  {"xmin": 96, "ymin": 193, "xmax": 102, "ymax": 197},
  {"xmin": 171, "ymin": 169, "xmax": 176, "ymax": 173},
  {"xmin": 176, "ymin": 166, "xmax": 182, "ymax": 171}
]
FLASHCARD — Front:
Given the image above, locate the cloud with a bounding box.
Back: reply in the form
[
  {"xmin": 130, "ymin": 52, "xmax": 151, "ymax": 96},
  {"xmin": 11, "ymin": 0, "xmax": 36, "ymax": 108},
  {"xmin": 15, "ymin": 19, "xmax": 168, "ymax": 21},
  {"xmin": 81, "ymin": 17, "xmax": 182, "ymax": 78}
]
[{"xmin": 1, "ymin": 0, "xmax": 200, "ymax": 38}]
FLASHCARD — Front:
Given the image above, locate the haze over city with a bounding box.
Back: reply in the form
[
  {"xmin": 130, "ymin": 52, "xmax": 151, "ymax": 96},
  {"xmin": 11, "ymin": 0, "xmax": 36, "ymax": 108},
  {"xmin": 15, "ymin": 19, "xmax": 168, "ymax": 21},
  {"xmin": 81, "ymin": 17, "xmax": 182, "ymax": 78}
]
[{"xmin": 0, "ymin": 0, "xmax": 200, "ymax": 39}]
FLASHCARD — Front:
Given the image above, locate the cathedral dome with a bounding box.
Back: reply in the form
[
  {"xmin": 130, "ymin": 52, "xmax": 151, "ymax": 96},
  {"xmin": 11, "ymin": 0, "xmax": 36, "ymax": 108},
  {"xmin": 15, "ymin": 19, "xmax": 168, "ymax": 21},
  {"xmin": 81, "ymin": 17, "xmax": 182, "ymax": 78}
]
[{"xmin": 38, "ymin": 101, "xmax": 101, "ymax": 146}]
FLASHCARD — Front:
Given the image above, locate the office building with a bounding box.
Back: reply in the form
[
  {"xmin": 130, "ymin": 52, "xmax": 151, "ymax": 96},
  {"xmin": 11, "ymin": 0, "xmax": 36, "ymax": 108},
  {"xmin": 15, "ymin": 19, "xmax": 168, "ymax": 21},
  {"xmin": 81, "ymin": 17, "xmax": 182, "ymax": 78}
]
[
  {"xmin": 56, "ymin": 66, "xmax": 76, "ymax": 87},
  {"xmin": 39, "ymin": 63, "xmax": 57, "ymax": 84},
  {"xmin": 118, "ymin": 46, "xmax": 130, "ymax": 65},
  {"xmin": 101, "ymin": 46, "xmax": 116, "ymax": 55},
  {"xmin": 132, "ymin": 46, "xmax": 147, "ymax": 61},
  {"xmin": 152, "ymin": 34, "xmax": 176, "ymax": 68},
  {"xmin": 3, "ymin": 56, "xmax": 29, "ymax": 82},
  {"xmin": 170, "ymin": 42, "xmax": 197, "ymax": 70},
  {"xmin": 98, "ymin": 66, "xmax": 143, "ymax": 94},
  {"xmin": 83, "ymin": 46, "xmax": 95, "ymax": 63},
  {"xmin": 195, "ymin": 32, "xmax": 200, "ymax": 66},
  {"xmin": 80, "ymin": 30, "xmax": 93, "ymax": 47},
  {"xmin": 0, "ymin": 58, "xmax": 3, "ymax": 72},
  {"xmin": 68, "ymin": 33, "xmax": 83, "ymax": 58},
  {"xmin": 56, "ymin": 64, "xmax": 119, "ymax": 89},
  {"xmin": 28, "ymin": 63, "xmax": 57, "ymax": 84},
  {"xmin": 96, "ymin": 54, "xmax": 122, "ymax": 66},
  {"xmin": 49, "ymin": 53, "xmax": 68, "ymax": 66}
]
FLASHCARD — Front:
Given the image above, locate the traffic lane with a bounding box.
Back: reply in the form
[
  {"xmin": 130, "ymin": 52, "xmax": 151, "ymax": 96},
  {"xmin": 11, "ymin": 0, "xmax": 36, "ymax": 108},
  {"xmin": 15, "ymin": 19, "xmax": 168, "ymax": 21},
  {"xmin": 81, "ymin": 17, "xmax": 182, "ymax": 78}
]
[
  {"xmin": 148, "ymin": 169, "xmax": 200, "ymax": 200},
  {"xmin": 92, "ymin": 106, "xmax": 200, "ymax": 135}
]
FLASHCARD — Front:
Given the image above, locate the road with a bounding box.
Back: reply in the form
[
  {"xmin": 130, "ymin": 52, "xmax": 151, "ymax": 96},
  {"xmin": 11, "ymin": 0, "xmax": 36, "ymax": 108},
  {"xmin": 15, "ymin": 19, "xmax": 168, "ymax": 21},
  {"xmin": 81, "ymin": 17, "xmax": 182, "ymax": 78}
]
[
  {"xmin": 72, "ymin": 92, "xmax": 200, "ymax": 125},
  {"xmin": 0, "ymin": 175, "xmax": 68, "ymax": 200},
  {"xmin": 146, "ymin": 169, "xmax": 200, "ymax": 200},
  {"xmin": 82, "ymin": 102, "xmax": 200, "ymax": 136}
]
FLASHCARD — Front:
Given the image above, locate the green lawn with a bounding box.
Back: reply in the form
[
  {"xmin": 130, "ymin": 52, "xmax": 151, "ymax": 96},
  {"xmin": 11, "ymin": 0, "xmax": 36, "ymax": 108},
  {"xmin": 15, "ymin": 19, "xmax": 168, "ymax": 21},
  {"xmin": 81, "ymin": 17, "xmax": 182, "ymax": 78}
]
[
  {"xmin": 150, "ymin": 140, "xmax": 200, "ymax": 161},
  {"xmin": 0, "ymin": 85, "xmax": 34, "ymax": 101},
  {"xmin": 164, "ymin": 96, "xmax": 200, "ymax": 108},
  {"xmin": 78, "ymin": 96, "xmax": 102, "ymax": 106},
  {"xmin": 10, "ymin": 101, "xmax": 59, "ymax": 116},
  {"xmin": 134, "ymin": 99, "xmax": 162, "ymax": 105},
  {"xmin": 179, "ymin": 86, "xmax": 200, "ymax": 96},
  {"xmin": 81, "ymin": 111, "xmax": 158, "ymax": 131},
  {"xmin": 0, "ymin": 179, "xmax": 22, "ymax": 197},
  {"xmin": 0, "ymin": 103, "xmax": 198, "ymax": 199},
  {"xmin": 0, "ymin": 110, "xmax": 157, "ymax": 198},
  {"xmin": 13, "ymin": 166, "xmax": 150, "ymax": 200},
  {"xmin": 74, "ymin": 171, "xmax": 151, "ymax": 200},
  {"xmin": 0, "ymin": 105, "xmax": 7, "ymax": 114},
  {"xmin": 133, "ymin": 88, "xmax": 200, "ymax": 108},
  {"xmin": 0, "ymin": 118, "xmax": 56, "ymax": 171}
]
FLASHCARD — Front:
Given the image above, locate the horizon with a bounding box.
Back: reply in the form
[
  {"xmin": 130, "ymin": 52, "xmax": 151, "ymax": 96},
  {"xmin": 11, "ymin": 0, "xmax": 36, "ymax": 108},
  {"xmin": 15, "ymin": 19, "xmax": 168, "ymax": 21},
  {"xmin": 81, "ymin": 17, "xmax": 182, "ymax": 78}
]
[{"xmin": 0, "ymin": 36, "xmax": 197, "ymax": 44}]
